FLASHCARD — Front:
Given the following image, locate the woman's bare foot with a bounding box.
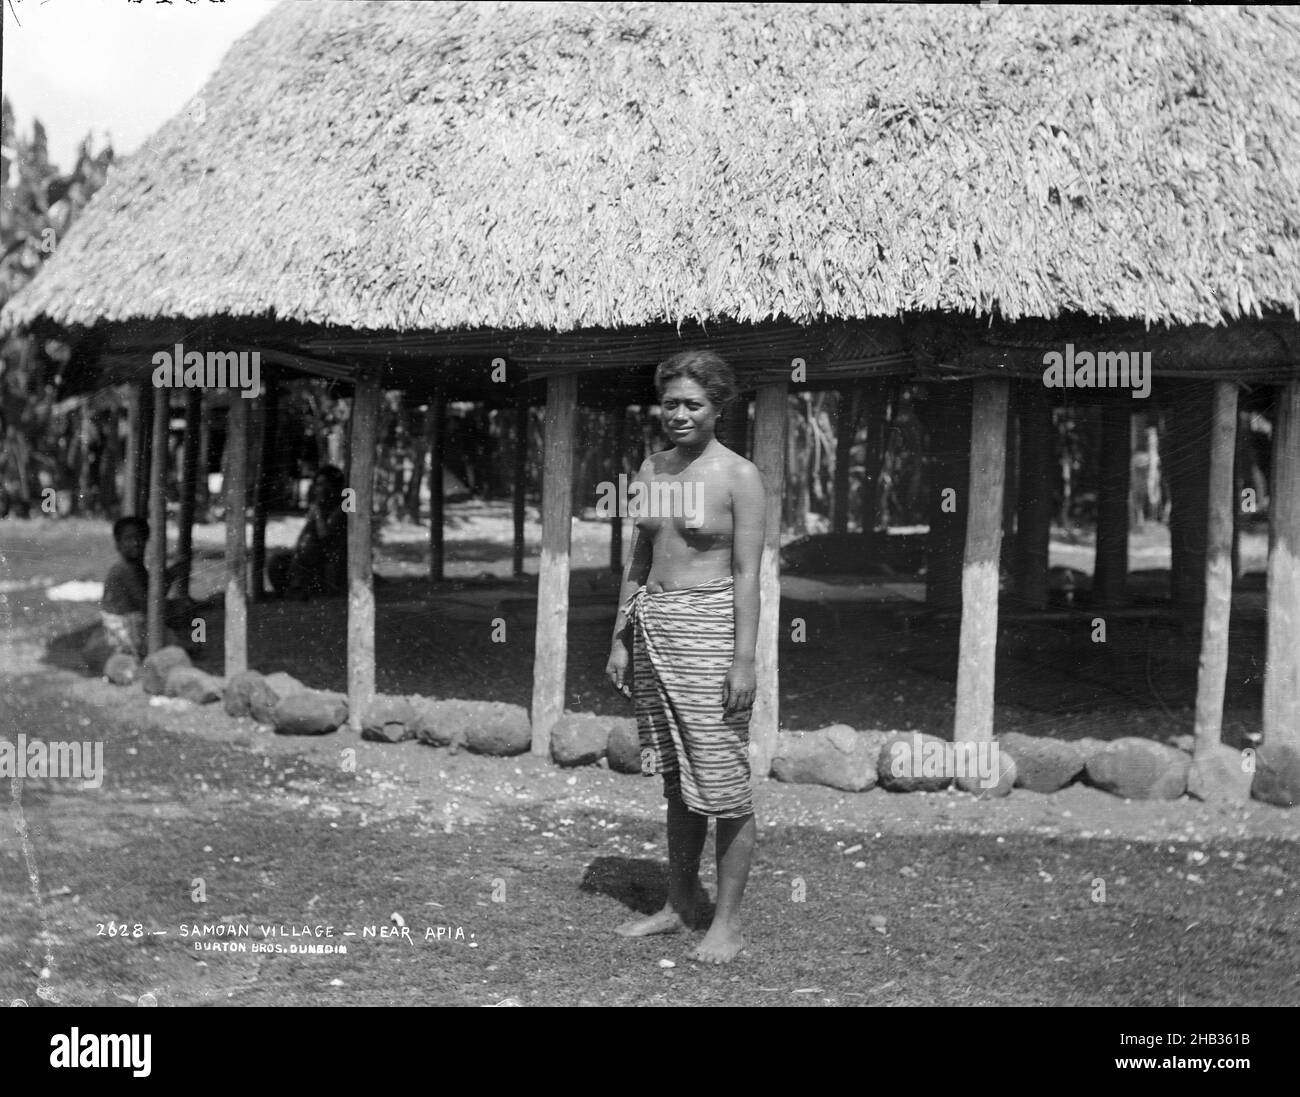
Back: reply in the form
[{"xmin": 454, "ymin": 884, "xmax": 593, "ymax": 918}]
[
  {"xmin": 614, "ymin": 904, "xmax": 694, "ymax": 937},
  {"xmin": 689, "ymin": 921, "xmax": 745, "ymax": 963}
]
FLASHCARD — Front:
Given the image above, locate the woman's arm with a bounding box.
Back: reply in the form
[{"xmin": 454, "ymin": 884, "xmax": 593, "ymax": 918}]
[
  {"xmin": 609, "ymin": 460, "xmax": 655, "ymax": 649},
  {"xmin": 724, "ymin": 461, "xmax": 766, "ymax": 714}
]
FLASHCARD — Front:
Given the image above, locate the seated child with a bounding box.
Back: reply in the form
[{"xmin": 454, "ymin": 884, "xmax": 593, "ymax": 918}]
[
  {"xmin": 267, "ymin": 465, "xmax": 348, "ymax": 599},
  {"xmin": 100, "ymin": 516, "xmax": 193, "ymax": 658}
]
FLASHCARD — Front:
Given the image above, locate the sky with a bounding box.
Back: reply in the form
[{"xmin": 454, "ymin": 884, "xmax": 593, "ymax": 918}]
[{"xmin": 3, "ymin": 0, "xmax": 280, "ymax": 172}]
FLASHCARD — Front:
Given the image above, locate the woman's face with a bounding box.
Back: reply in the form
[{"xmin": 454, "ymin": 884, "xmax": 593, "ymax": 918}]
[
  {"xmin": 314, "ymin": 474, "xmax": 340, "ymax": 505},
  {"xmin": 660, "ymin": 378, "xmax": 719, "ymax": 447}
]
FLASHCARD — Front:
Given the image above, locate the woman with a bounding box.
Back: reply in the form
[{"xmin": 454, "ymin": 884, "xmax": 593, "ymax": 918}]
[{"xmin": 605, "ymin": 350, "xmax": 766, "ymax": 964}]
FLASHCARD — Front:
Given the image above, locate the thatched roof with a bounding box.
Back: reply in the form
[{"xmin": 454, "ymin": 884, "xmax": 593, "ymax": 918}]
[{"xmin": 5, "ymin": 2, "xmax": 1300, "ymax": 336}]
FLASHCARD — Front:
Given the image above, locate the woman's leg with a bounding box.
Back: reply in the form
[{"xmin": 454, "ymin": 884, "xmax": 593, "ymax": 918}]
[
  {"xmin": 614, "ymin": 793, "xmax": 708, "ymax": 936},
  {"xmin": 691, "ymin": 812, "xmax": 755, "ymax": 963}
]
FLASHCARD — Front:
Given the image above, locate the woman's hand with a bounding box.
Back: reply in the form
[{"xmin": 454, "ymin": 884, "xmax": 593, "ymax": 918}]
[
  {"xmin": 722, "ymin": 660, "xmax": 756, "ymax": 716},
  {"xmin": 606, "ymin": 640, "xmax": 631, "ymax": 698}
]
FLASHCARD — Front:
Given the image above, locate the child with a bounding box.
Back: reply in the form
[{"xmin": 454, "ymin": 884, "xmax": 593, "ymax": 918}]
[{"xmin": 100, "ymin": 516, "xmax": 188, "ymax": 658}]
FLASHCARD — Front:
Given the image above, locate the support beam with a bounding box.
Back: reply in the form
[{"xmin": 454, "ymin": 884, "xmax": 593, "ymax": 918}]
[
  {"xmin": 177, "ymin": 388, "xmax": 201, "ymax": 600},
  {"xmin": 530, "ymin": 373, "xmax": 578, "ymax": 756},
  {"xmin": 954, "ymin": 378, "xmax": 1010, "ymax": 743},
  {"xmin": 135, "ymin": 379, "xmax": 154, "ymax": 519},
  {"xmin": 832, "ymin": 387, "xmax": 857, "ymax": 535},
  {"xmin": 609, "ymin": 405, "xmax": 626, "ymax": 573},
  {"xmin": 123, "ymin": 385, "xmax": 141, "ymax": 517},
  {"xmin": 224, "ymin": 397, "xmax": 249, "ymax": 676},
  {"xmin": 1193, "ymin": 381, "xmax": 1238, "ymax": 753},
  {"xmin": 427, "ymin": 392, "xmax": 445, "ymax": 582},
  {"xmin": 146, "ymin": 385, "xmax": 169, "ymax": 654},
  {"xmin": 1093, "ymin": 402, "xmax": 1132, "ymax": 608},
  {"xmin": 513, "ymin": 392, "xmax": 528, "ymax": 577},
  {"xmin": 347, "ymin": 374, "xmax": 381, "ymax": 732},
  {"xmin": 251, "ymin": 375, "xmax": 278, "ymax": 601},
  {"xmin": 196, "ymin": 398, "xmax": 211, "ymax": 517},
  {"xmin": 1263, "ymin": 381, "xmax": 1300, "ymax": 750},
  {"xmin": 750, "ymin": 381, "xmax": 788, "ymax": 778}
]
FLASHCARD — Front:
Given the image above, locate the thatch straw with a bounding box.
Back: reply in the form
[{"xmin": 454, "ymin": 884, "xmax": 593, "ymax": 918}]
[{"xmin": 4, "ymin": 2, "xmax": 1299, "ymax": 334}]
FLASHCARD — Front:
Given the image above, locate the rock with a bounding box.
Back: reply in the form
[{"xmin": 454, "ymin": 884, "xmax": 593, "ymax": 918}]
[
  {"xmin": 1187, "ymin": 743, "xmax": 1254, "ymax": 803},
  {"xmin": 224, "ymin": 670, "xmax": 276, "ymax": 719},
  {"xmin": 550, "ymin": 713, "xmax": 611, "ymax": 767},
  {"xmin": 463, "ymin": 702, "xmax": 532, "ymax": 756},
  {"xmin": 82, "ymin": 631, "xmax": 112, "ymax": 675},
  {"xmin": 273, "ymin": 690, "xmax": 348, "ymax": 736},
  {"xmin": 877, "ymin": 732, "xmax": 953, "ymax": 792},
  {"xmin": 360, "ymin": 695, "xmax": 416, "ymax": 743},
  {"xmin": 606, "ymin": 718, "xmax": 642, "ymax": 774},
  {"xmin": 263, "ymin": 671, "xmax": 306, "ymax": 698},
  {"xmin": 411, "ymin": 699, "xmax": 470, "ymax": 752},
  {"xmin": 141, "ymin": 646, "xmax": 192, "ymax": 695},
  {"xmin": 164, "ymin": 666, "xmax": 224, "ymax": 704},
  {"xmin": 410, "ymin": 699, "xmax": 529, "ymax": 755},
  {"xmin": 104, "ymin": 653, "xmax": 139, "ymax": 686},
  {"xmin": 999, "ymin": 732, "xmax": 1091, "ymax": 793},
  {"xmin": 1084, "ymin": 737, "xmax": 1190, "ymax": 800},
  {"xmin": 771, "ymin": 724, "xmax": 884, "ymax": 792},
  {"xmin": 954, "ymin": 742, "xmax": 1017, "ymax": 797},
  {"xmin": 1251, "ymin": 744, "xmax": 1300, "ymax": 808}
]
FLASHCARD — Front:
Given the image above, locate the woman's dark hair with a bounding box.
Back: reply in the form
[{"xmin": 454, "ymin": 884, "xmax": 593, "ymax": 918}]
[
  {"xmin": 112, "ymin": 515, "xmax": 149, "ymax": 541},
  {"xmin": 654, "ymin": 350, "xmax": 739, "ymax": 414},
  {"xmin": 314, "ymin": 465, "xmax": 346, "ymax": 506}
]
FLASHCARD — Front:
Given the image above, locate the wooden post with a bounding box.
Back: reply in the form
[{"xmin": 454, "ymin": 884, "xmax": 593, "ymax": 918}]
[
  {"xmin": 609, "ymin": 405, "xmax": 626, "ymax": 573},
  {"xmin": 1193, "ymin": 381, "xmax": 1238, "ymax": 753},
  {"xmin": 1168, "ymin": 383, "xmax": 1213, "ymax": 626},
  {"xmin": 1014, "ymin": 384, "xmax": 1052, "ymax": 609},
  {"xmin": 923, "ymin": 383, "xmax": 972, "ymax": 609},
  {"xmin": 751, "ymin": 381, "xmax": 787, "ymax": 778},
  {"xmin": 860, "ymin": 381, "xmax": 891, "ymax": 531},
  {"xmin": 136, "ymin": 379, "xmax": 154, "ymax": 519},
  {"xmin": 146, "ymin": 385, "xmax": 169, "ymax": 654},
  {"xmin": 954, "ymin": 378, "xmax": 1009, "ymax": 742},
  {"xmin": 1263, "ymin": 381, "xmax": 1300, "ymax": 750},
  {"xmin": 832, "ymin": 387, "xmax": 857, "ymax": 535},
  {"xmin": 347, "ymin": 374, "xmax": 381, "ymax": 732},
  {"xmin": 1093, "ymin": 402, "xmax": 1132, "ymax": 608},
  {"xmin": 196, "ymin": 397, "xmax": 211, "ymax": 517},
  {"xmin": 427, "ymin": 392, "xmax": 445, "ymax": 582},
  {"xmin": 530, "ymin": 373, "xmax": 578, "ymax": 756},
  {"xmin": 513, "ymin": 392, "xmax": 529, "ymax": 577},
  {"xmin": 224, "ymin": 397, "xmax": 249, "ymax": 676},
  {"xmin": 1001, "ymin": 392, "xmax": 1019, "ymax": 545},
  {"xmin": 123, "ymin": 385, "xmax": 141, "ymax": 517},
  {"xmin": 177, "ymin": 387, "xmax": 201, "ymax": 600},
  {"xmin": 251, "ymin": 375, "xmax": 278, "ymax": 601}
]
